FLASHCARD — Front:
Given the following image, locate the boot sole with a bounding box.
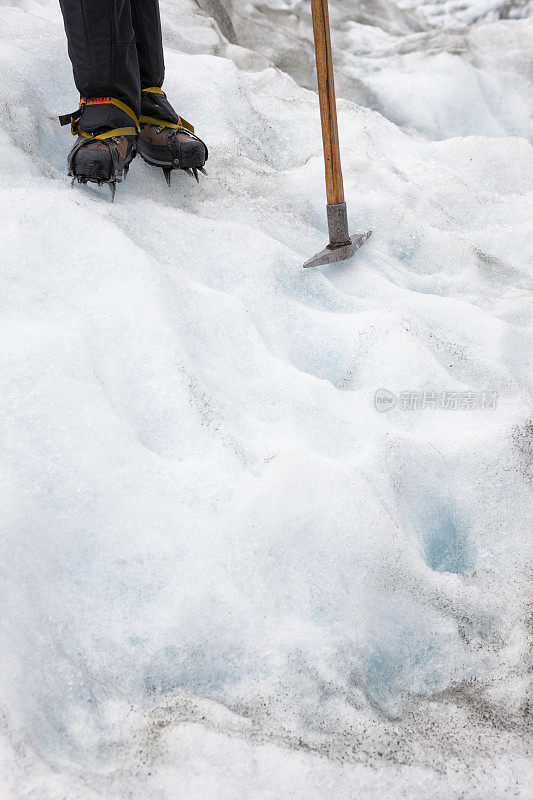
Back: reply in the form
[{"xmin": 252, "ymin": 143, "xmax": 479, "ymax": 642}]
[{"xmin": 138, "ymin": 139, "xmax": 206, "ymax": 170}]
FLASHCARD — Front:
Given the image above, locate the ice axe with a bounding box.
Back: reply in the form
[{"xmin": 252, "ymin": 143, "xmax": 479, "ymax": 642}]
[{"xmin": 304, "ymin": 0, "xmax": 371, "ymax": 268}]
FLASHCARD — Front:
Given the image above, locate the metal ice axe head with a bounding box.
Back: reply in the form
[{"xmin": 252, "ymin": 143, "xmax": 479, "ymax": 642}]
[
  {"xmin": 304, "ymin": 203, "xmax": 372, "ymax": 268},
  {"xmin": 304, "ymin": 0, "xmax": 371, "ymax": 268}
]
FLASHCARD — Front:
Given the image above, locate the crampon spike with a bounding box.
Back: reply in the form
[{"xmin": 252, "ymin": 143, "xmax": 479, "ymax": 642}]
[
  {"xmin": 192, "ymin": 167, "xmax": 200, "ymax": 183},
  {"xmin": 109, "ymin": 182, "xmax": 116, "ymax": 202},
  {"xmin": 199, "ymin": 166, "xmax": 207, "ymax": 176},
  {"xmin": 163, "ymin": 167, "xmax": 172, "ymax": 187}
]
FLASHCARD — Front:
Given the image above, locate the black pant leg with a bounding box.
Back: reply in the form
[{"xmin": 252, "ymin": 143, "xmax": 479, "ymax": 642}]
[
  {"xmin": 59, "ymin": 0, "xmax": 142, "ymax": 126},
  {"xmin": 130, "ymin": 0, "xmax": 180, "ymax": 124},
  {"xmin": 131, "ymin": 0, "xmax": 164, "ymax": 88}
]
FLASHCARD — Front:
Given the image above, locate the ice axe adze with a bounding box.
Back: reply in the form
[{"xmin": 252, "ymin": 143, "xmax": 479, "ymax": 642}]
[{"xmin": 304, "ymin": 0, "xmax": 371, "ymax": 268}]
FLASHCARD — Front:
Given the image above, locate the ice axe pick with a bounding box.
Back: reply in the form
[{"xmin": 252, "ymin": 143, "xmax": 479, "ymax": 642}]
[{"xmin": 304, "ymin": 0, "xmax": 371, "ymax": 268}]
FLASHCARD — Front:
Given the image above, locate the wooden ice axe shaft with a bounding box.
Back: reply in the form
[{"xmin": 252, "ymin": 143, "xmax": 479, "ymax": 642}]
[
  {"xmin": 304, "ymin": 0, "xmax": 371, "ymax": 267},
  {"xmin": 311, "ymin": 0, "xmax": 344, "ymax": 207}
]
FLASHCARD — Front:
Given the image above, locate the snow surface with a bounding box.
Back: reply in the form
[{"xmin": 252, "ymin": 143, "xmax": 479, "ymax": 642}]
[{"xmin": 0, "ymin": 0, "xmax": 532, "ymax": 797}]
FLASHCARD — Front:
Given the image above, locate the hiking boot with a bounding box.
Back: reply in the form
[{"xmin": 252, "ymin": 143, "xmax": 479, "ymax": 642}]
[
  {"xmin": 68, "ymin": 133, "xmax": 136, "ymax": 200},
  {"xmin": 138, "ymin": 122, "xmax": 208, "ymax": 184}
]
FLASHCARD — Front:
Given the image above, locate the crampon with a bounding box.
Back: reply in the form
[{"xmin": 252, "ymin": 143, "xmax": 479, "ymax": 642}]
[
  {"xmin": 60, "ymin": 97, "xmax": 139, "ymax": 201},
  {"xmin": 137, "ymin": 87, "xmax": 208, "ymax": 185}
]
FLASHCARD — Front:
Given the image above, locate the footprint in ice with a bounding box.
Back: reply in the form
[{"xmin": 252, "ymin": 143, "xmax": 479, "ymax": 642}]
[
  {"xmin": 398, "ymin": 462, "xmax": 476, "ymax": 575},
  {"xmin": 417, "ymin": 499, "xmax": 472, "ymax": 574}
]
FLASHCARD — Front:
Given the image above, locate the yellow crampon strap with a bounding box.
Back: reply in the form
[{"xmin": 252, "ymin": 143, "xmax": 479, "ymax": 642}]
[
  {"xmin": 80, "ymin": 97, "xmax": 140, "ymax": 131},
  {"xmin": 139, "ymin": 114, "xmax": 195, "ymax": 134},
  {"xmin": 62, "ymin": 97, "xmax": 140, "ymax": 138},
  {"xmin": 78, "ymin": 127, "xmax": 138, "ymax": 139},
  {"xmin": 140, "ymin": 88, "xmax": 195, "ymax": 133}
]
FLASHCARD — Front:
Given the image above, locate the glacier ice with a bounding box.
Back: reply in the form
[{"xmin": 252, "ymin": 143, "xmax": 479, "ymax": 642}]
[{"xmin": 0, "ymin": 0, "xmax": 531, "ymax": 797}]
